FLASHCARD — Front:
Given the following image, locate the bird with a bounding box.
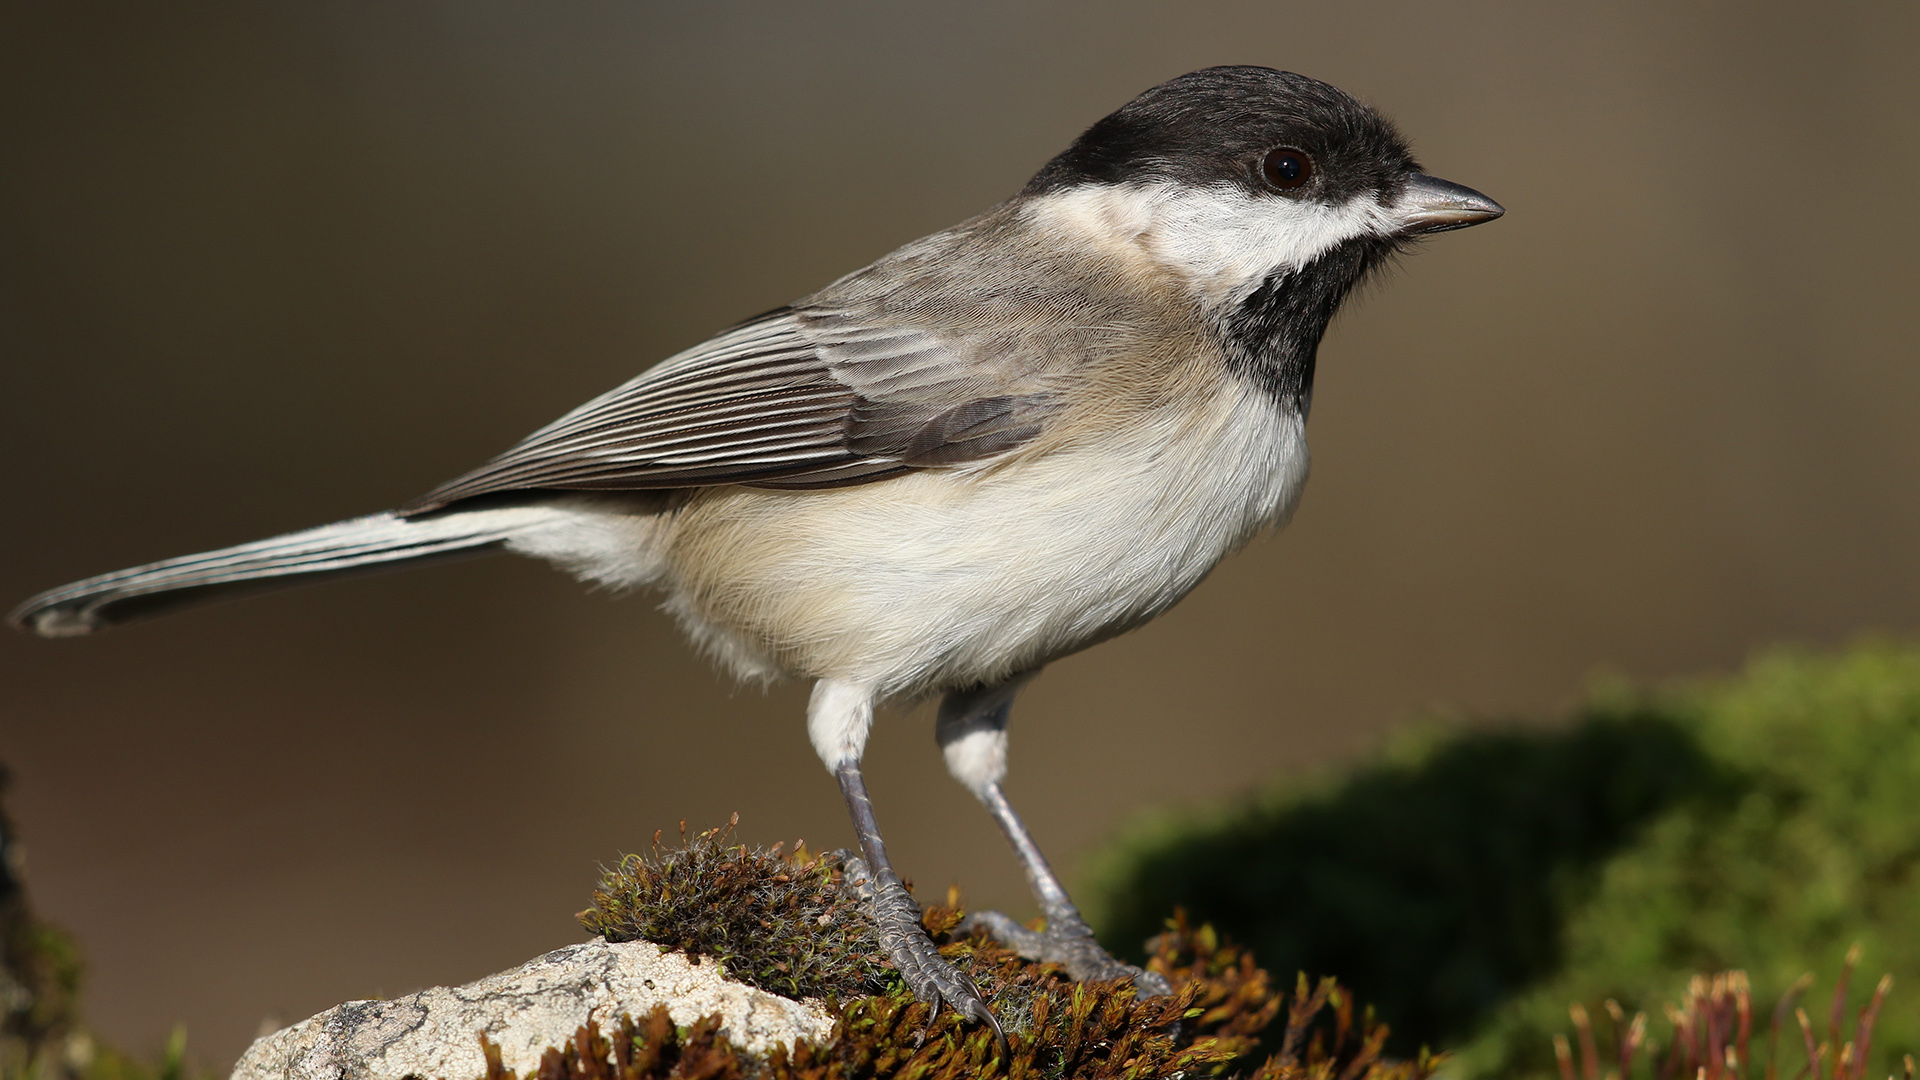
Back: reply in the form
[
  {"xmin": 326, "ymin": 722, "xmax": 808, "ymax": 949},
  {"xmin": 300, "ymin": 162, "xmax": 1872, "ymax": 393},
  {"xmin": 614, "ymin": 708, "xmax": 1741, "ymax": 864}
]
[{"xmin": 11, "ymin": 66, "xmax": 1502, "ymax": 1037}]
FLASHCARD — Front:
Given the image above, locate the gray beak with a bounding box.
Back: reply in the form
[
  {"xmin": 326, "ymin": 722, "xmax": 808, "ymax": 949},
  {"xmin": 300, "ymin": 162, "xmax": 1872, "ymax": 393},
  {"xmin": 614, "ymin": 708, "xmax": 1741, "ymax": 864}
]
[{"xmin": 1394, "ymin": 174, "xmax": 1505, "ymax": 235}]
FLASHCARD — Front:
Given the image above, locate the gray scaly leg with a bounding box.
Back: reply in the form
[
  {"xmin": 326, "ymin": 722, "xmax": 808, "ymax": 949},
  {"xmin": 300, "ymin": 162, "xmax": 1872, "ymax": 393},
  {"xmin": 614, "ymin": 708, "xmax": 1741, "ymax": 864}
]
[
  {"xmin": 835, "ymin": 759, "xmax": 1006, "ymax": 1046},
  {"xmin": 936, "ymin": 676, "xmax": 1172, "ymax": 997},
  {"xmin": 809, "ymin": 680, "xmax": 1006, "ymax": 1048}
]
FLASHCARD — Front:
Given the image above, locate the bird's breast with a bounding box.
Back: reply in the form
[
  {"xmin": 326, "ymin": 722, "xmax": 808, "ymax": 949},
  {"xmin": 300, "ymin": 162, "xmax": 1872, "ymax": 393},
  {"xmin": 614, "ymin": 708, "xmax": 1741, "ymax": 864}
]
[{"xmin": 657, "ymin": 378, "xmax": 1307, "ymax": 698}]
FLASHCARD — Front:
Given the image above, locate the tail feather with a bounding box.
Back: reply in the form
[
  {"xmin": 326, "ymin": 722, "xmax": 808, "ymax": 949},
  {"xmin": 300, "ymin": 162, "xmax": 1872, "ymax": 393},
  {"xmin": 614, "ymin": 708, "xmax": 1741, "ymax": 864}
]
[{"xmin": 10, "ymin": 507, "xmax": 556, "ymax": 637}]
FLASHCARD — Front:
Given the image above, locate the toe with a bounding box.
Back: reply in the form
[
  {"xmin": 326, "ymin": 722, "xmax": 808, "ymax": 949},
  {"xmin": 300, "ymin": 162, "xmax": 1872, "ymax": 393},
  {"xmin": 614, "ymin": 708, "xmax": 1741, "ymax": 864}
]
[
  {"xmin": 964, "ymin": 908, "xmax": 1171, "ymax": 994},
  {"xmin": 1133, "ymin": 968, "xmax": 1174, "ymax": 998},
  {"xmin": 857, "ymin": 871, "xmax": 1005, "ymax": 1039},
  {"xmin": 958, "ymin": 910, "xmax": 1050, "ymax": 955}
]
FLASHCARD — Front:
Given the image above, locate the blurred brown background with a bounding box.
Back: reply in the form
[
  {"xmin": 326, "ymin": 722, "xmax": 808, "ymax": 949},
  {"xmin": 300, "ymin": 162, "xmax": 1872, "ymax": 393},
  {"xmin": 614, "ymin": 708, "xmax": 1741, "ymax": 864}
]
[{"xmin": 2, "ymin": 0, "xmax": 1916, "ymax": 1069}]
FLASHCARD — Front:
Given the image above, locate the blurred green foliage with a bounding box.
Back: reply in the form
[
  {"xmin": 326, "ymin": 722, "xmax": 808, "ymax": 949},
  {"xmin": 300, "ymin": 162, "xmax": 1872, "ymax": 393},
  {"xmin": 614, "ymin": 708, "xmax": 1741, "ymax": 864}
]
[
  {"xmin": 1083, "ymin": 642, "xmax": 1920, "ymax": 1079},
  {"xmin": 1, "ymin": 764, "xmax": 83, "ymax": 1080},
  {"xmin": 0, "ymin": 762, "xmax": 201, "ymax": 1080}
]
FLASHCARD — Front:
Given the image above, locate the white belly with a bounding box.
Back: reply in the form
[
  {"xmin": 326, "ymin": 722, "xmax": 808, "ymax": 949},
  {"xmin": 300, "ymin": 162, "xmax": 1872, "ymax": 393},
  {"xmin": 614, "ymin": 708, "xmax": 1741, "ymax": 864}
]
[{"xmin": 637, "ymin": 380, "xmax": 1308, "ymax": 699}]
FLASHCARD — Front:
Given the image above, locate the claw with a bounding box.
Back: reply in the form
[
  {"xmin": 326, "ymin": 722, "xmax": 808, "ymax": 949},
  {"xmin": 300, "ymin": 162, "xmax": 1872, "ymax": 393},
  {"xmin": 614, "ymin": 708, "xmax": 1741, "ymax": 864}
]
[
  {"xmin": 979, "ymin": 1006, "xmax": 1010, "ymax": 1061},
  {"xmin": 961, "ymin": 908, "xmax": 1172, "ymax": 998},
  {"xmin": 834, "ymin": 849, "xmax": 1005, "ymax": 1042}
]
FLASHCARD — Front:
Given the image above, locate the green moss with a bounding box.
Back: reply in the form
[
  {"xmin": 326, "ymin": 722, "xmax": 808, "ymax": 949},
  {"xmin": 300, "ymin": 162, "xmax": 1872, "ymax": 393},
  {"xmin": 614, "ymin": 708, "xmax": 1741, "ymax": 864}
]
[
  {"xmin": 578, "ymin": 815, "xmax": 891, "ymax": 1001},
  {"xmin": 1083, "ymin": 710, "xmax": 1715, "ymax": 1055},
  {"xmin": 1083, "ymin": 641, "xmax": 1920, "ymax": 1079},
  {"xmin": 1460, "ymin": 644, "xmax": 1920, "ymax": 1079}
]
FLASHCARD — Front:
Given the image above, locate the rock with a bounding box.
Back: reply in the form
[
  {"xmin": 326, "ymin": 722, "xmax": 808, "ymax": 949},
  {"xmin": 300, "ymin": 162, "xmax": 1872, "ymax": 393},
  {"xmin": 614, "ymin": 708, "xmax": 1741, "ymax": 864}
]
[{"xmin": 230, "ymin": 939, "xmax": 834, "ymax": 1080}]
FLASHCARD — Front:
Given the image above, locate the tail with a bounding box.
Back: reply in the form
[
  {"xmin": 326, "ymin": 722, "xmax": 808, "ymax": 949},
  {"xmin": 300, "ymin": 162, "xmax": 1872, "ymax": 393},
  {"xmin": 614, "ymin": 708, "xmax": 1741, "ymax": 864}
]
[{"xmin": 10, "ymin": 506, "xmax": 560, "ymax": 637}]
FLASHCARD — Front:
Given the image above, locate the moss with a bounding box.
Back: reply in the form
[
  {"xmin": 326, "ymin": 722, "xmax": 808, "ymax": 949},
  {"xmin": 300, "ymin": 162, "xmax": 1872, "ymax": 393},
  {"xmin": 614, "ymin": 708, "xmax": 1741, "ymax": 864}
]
[
  {"xmin": 495, "ymin": 900, "xmax": 1435, "ymax": 1080},
  {"xmin": 1458, "ymin": 645, "xmax": 1920, "ymax": 1079},
  {"xmin": 578, "ymin": 816, "xmax": 890, "ymax": 1001},
  {"xmin": 1083, "ymin": 641, "xmax": 1920, "ymax": 1079},
  {"xmin": 1082, "ymin": 711, "xmax": 1716, "ymax": 1056},
  {"xmin": 1541, "ymin": 952, "xmax": 1904, "ymax": 1080}
]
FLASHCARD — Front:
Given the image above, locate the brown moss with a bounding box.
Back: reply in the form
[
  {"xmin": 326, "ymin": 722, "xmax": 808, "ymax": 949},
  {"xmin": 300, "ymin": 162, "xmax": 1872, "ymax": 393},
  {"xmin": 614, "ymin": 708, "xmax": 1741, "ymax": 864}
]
[
  {"xmin": 1548, "ymin": 947, "xmax": 1909, "ymax": 1080},
  {"xmin": 521, "ymin": 826, "xmax": 1441, "ymax": 1080},
  {"xmin": 578, "ymin": 815, "xmax": 889, "ymax": 1002}
]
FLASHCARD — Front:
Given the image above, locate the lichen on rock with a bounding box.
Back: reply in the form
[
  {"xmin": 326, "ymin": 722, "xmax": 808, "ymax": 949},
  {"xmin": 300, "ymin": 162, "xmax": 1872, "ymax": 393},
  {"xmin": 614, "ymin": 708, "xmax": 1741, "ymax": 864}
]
[{"xmin": 230, "ymin": 938, "xmax": 833, "ymax": 1080}]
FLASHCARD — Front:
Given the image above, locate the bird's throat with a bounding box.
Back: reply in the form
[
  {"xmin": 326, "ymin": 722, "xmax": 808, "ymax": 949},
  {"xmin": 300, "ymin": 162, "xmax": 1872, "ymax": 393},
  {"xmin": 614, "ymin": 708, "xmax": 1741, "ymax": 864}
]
[{"xmin": 1220, "ymin": 235, "xmax": 1399, "ymax": 416}]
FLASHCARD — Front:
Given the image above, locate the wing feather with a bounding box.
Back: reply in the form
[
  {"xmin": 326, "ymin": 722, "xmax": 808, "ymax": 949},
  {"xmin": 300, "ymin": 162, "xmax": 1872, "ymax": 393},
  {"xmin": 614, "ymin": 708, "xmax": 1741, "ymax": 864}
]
[{"xmin": 398, "ymin": 304, "xmax": 1061, "ymax": 515}]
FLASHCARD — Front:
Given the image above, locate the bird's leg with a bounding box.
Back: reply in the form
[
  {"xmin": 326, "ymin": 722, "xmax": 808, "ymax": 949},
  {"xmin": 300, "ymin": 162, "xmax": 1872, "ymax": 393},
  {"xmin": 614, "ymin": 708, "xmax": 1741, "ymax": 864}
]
[
  {"xmin": 937, "ymin": 678, "xmax": 1172, "ymax": 997},
  {"xmin": 834, "ymin": 760, "xmax": 1003, "ymax": 1038},
  {"xmin": 810, "ymin": 681, "xmax": 1005, "ymax": 1046}
]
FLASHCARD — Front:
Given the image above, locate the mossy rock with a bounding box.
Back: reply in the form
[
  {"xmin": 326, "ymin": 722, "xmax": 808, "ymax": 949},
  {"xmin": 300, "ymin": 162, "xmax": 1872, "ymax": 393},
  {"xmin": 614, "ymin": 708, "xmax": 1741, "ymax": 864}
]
[
  {"xmin": 579, "ymin": 816, "xmax": 887, "ymax": 1002},
  {"xmin": 560, "ymin": 820, "xmax": 1438, "ymax": 1080}
]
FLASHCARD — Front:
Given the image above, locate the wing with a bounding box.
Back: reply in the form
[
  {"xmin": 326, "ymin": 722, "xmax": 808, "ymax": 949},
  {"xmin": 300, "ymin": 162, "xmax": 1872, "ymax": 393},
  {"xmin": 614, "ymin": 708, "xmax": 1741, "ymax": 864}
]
[{"xmin": 399, "ymin": 305, "xmax": 1062, "ymax": 516}]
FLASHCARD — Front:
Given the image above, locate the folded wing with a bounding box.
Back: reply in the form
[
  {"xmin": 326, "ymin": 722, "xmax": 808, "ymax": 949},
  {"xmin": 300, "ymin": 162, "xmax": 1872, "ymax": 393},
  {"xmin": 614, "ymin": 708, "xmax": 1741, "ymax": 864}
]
[{"xmin": 401, "ymin": 307, "xmax": 1061, "ymax": 515}]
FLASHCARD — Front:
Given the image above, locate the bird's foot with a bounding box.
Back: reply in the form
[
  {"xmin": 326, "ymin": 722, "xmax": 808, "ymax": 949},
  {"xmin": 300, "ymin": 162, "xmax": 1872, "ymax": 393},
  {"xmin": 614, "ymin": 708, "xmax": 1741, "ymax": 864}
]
[
  {"xmin": 958, "ymin": 909, "xmax": 1173, "ymax": 997},
  {"xmin": 831, "ymin": 851, "xmax": 1007, "ymax": 1053}
]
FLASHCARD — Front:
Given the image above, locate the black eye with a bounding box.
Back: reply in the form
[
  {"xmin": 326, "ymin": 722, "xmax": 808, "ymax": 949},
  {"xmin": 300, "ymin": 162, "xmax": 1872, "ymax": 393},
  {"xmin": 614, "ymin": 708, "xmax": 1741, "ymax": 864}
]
[{"xmin": 1261, "ymin": 147, "xmax": 1314, "ymax": 191}]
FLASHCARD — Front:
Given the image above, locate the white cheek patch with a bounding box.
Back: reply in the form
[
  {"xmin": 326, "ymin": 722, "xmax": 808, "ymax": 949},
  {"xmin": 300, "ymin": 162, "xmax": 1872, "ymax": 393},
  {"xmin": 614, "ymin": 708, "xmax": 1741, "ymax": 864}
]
[{"xmin": 1030, "ymin": 182, "xmax": 1401, "ymax": 305}]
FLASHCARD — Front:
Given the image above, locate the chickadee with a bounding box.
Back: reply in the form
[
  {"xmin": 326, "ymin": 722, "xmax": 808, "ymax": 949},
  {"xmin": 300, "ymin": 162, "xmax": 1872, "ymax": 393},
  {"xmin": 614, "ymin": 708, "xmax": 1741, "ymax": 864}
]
[{"xmin": 12, "ymin": 67, "xmax": 1502, "ymax": 1036}]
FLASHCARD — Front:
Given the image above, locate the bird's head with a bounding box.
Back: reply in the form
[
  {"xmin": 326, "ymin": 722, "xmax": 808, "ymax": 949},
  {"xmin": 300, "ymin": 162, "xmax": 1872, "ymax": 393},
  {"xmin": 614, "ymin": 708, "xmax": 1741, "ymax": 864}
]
[{"xmin": 1021, "ymin": 65, "xmax": 1503, "ymax": 406}]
